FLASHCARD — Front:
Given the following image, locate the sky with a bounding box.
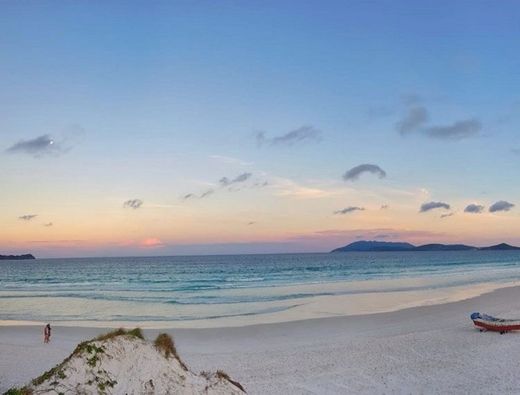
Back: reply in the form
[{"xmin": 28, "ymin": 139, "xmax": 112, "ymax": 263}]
[{"xmin": 1, "ymin": 1, "xmax": 520, "ymax": 257}]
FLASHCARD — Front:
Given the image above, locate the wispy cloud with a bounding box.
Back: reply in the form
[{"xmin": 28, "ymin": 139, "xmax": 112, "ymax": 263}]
[
  {"xmin": 183, "ymin": 189, "xmax": 216, "ymax": 200},
  {"xmin": 396, "ymin": 100, "xmax": 481, "ymax": 140},
  {"xmin": 182, "ymin": 189, "xmax": 215, "ymax": 200},
  {"xmin": 19, "ymin": 214, "xmax": 37, "ymax": 221},
  {"xmin": 43, "ymin": 222, "xmax": 53, "ymax": 227},
  {"xmin": 420, "ymin": 201, "xmax": 451, "ymax": 213},
  {"xmin": 489, "ymin": 200, "xmax": 515, "ymax": 213},
  {"xmin": 200, "ymin": 189, "xmax": 215, "ymax": 198},
  {"xmin": 334, "ymin": 206, "xmax": 365, "ymax": 215},
  {"xmin": 271, "ymin": 177, "xmax": 336, "ymax": 200},
  {"xmin": 183, "ymin": 173, "xmax": 262, "ymax": 201},
  {"xmin": 123, "ymin": 199, "xmax": 143, "ymax": 209},
  {"xmin": 440, "ymin": 212, "xmax": 454, "ymax": 219},
  {"xmin": 252, "ymin": 181, "xmax": 269, "ymax": 188},
  {"xmin": 6, "ymin": 135, "xmax": 63, "ymax": 157},
  {"xmin": 425, "ymin": 119, "xmax": 481, "ymax": 140},
  {"xmin": 343, "ymin": 164, "xmax": 387, "ymax": 182},
  {"xmin": 256, "ymin": 126, "xmax": 322, "ymax": 147},
  {"xmin": 396, "ymin": 106, "xmax": 428, "ymax": 135},
  {"xmin": 219, "ymin": 172, "xmax": 252, "ymax": 187},
  {"xmin": 464, "ymin": 203, "xmax": 485, "ymax": 214}
]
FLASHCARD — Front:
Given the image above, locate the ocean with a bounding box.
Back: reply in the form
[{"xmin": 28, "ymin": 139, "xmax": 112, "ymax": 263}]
[{"xmin": 2, "ymin": 251, "xmax": 520, "ymax": 327}]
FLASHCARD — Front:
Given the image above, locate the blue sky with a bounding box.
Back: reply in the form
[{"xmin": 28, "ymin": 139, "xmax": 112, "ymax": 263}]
[{"xmin": 1, "ymin": 1, "xmax": 520, "ymax": 257}]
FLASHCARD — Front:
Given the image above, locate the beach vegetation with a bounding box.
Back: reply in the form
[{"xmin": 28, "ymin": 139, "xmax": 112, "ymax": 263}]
[
  {"xmin": 12, "ymin": 326, "xmax": 245, "ymax": 394},
  {"xmin": 94, "ymin": 327, "xmax": 144, "ymax": 341},
  {"xmin": 154, "ymin": 333, "xmax": 188, "ymax": 370},
  {"xmin": 126, "ymin": 327, "xmax": 144, "ymax": 339},
  {"xmin": 85, "ymin": 344, "xmax": 105, "ymax": 367},
  {"xmin": 26, "ymin": 329, "xmax": 131, "ymax": 392},
  {"xmin": 216, "ymin": 370, "xmax": 246, "ymax": 392},
  {"xmin": 31, "ymin": 363, "xmax": 67, "ymax": 387},
  {"xmin": 4, "ymin": 388, "xmax": 32, "ymax": 395}
]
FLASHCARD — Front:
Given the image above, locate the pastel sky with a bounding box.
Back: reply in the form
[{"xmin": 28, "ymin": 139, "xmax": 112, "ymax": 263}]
[{"xmin": 1, "ymin": 1, "xmax": 520, "ymax": 257}]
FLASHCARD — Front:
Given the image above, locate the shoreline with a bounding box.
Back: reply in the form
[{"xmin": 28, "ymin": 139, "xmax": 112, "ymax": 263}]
[
  {"xmin": 2, "ymin": 280, "xmax": 519, "ymax": 329},
  {"xmin": 4, "ymin": 285, "xmax": 520, "ymax": 393}
]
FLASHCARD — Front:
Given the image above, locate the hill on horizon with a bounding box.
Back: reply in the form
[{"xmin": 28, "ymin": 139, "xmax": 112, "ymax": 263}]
[{"xmin": 331, "ymin": 241, "xmax": 520, "ymax": 253}]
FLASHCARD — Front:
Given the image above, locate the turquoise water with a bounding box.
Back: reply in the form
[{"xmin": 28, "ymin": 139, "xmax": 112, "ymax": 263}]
[{"xmin": 2, "ymin": 251, "xmax": 520, "ymax": 323}]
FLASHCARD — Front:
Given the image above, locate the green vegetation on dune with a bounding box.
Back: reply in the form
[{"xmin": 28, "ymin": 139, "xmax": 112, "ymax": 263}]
[{"xmin": 5, "ymin": 327, "xmax": 245, "ymax": 394}]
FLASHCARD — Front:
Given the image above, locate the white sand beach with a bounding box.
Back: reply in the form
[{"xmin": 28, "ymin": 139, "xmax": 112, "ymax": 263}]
[{"xmin": 2, "ymin": 285, "xmax": 520, "ymax": 394}]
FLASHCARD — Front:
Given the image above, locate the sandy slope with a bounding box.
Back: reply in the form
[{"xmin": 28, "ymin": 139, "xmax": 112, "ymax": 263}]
[
  {"xmin": 7, "ymin": 331, "xmax": 243, "ymax": 395},
  {"xmin": 3, "ymin": 286, "xmax": 520, "ymax": 394}
]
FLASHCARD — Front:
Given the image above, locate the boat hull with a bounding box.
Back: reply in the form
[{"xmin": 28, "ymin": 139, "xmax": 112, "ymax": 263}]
[
  {"xmin": 472, "ymin": 319, "xmax": 520, "ymax": 332},
  {"xmin": 471, "ymin": 312, "xmax": 520, "ymax": 332}
]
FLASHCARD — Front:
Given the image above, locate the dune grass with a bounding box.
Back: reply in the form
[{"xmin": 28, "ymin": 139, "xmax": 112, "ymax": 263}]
[
  {"xmin": 95, "ymin": 327, "xmax": 144, "ymax": 342},
  {"xmin": 154, "ymin": 333, "xmax": 188, "ymax": 370},
  {"xmin": 4, "ymin": 388, "xmax": 32, "ymax": 395},
  {"xmin": 216, "ymin": 370, "xmax": 246, "ymax": 392}
]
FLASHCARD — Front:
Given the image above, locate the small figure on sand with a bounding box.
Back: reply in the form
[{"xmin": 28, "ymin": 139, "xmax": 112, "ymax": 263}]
[{"xmin": 43, "ymin": 323, "xmax": 51, "ymax": 343}]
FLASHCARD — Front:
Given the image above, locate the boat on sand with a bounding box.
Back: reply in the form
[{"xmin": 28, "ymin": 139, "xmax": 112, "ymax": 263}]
[{"xmin": 471, "ymin": 312, "xmax": 520, "ymax": 333}]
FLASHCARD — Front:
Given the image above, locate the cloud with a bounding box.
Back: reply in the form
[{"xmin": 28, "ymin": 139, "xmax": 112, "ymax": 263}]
[
  {"xmin": 43, "ymin": 222, "xmax": 53, "ymax": 227},
  {"xmin": 440, "ymin": 212, "xmax": 454, "ymax": 219},
  {"xmin": 271, "ymin": 177, "xmax": 335, "ymax": 199},
  {"xmin": 342, "ymin": 164, "xmax": 387, "ymax": 182},
  {"xmin": 139, "ymin": 238, "xmax": 165, "ymax": 248},
  {"xmin": 420, "ymin": 201, "xmax": 451, "ymax": 213},
  {"xmin": 183, "ymin": 173, "xmax": 262, "ymax": 201},
  {"xmin": 396, "ymin": 106, "xmax": 429, "ymax": 135},
  {"xmin": 6, "ymin": 134, "xmax": 62, "ymax": 157},
  {"xmin": 123, "ymin": 199, "xmax": 143, "ymax": 209},
  {"xmin": 381, "ymin": 204, "xmax": 389, "ymax": 210},
  {"xmin": 425, "ymin": 119, "xmax": 481, "ymax": 140},
  {"xmin": 511, "ymin": 148, "xmax": 520, "ymax": 155},
  {"xmin": 200, "ymin": 189, "xmax": 215, "ymax": 198},
  {"xmin": 256, "ymin": 126, "xmax": 322, "ymax": 147},
  {"xmin": 464, "ymin": 204, "xmax": 485, "ymax": 214},
  {"xmin": 19, "ymin": 215, "xmax": 37, "ymax": 221},
  {"xmin": 489, "ymin": 200, "xmax": 515, "ymax": 213},
  {"xmin": 253, "ymin": 181, "xmax": 269, "ymax": 188},
  {"xmin": 334, "ymin": 206, "xmax": 365, "ymax": 215},
  {"xmin": 219, "ymin": 172, "xmax": 252, "ymax": 187},
  {"xmin": 183, "ymin": 191, "xmax": 215, "ymax": 200},
  {"xmin": 395, "ymin": 102, "xmax": 481, "ymax": 140},
  {"xmin": 247, "ymin": 221, "xmax": 256, "ymax": 225}
]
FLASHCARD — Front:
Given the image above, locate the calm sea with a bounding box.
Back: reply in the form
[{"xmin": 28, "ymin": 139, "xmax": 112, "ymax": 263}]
[{"xmin": 2, "ymin": 251, "xmax": 520, "ymax": 325}]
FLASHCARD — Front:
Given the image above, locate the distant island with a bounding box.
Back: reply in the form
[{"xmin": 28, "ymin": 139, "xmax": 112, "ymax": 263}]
[
  {"xmin": 331, "ymin": 241, "xmax": 520, "ymax": 253},
  {"xmin": 0, "ymin": 254, "xmax": 35, "ymax": 260}
]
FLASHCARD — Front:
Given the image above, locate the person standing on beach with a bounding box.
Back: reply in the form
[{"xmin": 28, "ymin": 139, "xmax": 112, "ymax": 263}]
[{"xmin": 43, "ymin": 324, "xmax": 51, "ymax": 343}]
